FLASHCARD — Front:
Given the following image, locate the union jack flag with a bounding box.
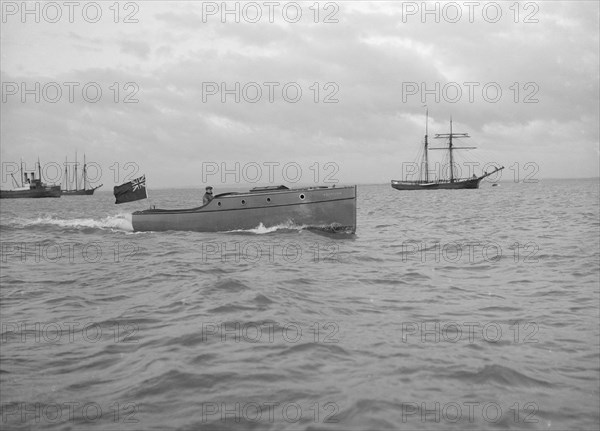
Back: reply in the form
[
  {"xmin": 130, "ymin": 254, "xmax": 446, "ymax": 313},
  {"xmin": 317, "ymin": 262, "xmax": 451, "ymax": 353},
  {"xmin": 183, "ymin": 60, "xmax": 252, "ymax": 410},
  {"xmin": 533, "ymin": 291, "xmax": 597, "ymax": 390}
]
[
  {"xmin": 114, "ymin": 175, "xmax": 147, "ymax": 204},
  {"xmin": 132, "ymin": 176, "xmax": 145, "ymax": 191}
]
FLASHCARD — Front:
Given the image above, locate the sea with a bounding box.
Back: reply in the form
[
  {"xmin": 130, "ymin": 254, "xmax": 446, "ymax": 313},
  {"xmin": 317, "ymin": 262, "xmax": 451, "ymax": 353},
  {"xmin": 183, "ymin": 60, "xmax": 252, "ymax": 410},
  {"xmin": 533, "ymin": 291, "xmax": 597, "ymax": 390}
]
[{"xmin": 1, "ymin": 179, "xmax": 599, "ymax": 430}]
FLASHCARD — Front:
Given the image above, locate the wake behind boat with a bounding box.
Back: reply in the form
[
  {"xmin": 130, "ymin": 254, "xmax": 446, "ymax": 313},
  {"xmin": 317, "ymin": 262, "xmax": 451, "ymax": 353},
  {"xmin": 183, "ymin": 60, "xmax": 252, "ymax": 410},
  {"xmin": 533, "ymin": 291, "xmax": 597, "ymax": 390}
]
[
  {"xmin": 391, "ymin": 110, "xmax": 503, "ymax": 190},
  {"xmin": 132, "ymin": 185, "xmax": 357, "ymax": 233}
]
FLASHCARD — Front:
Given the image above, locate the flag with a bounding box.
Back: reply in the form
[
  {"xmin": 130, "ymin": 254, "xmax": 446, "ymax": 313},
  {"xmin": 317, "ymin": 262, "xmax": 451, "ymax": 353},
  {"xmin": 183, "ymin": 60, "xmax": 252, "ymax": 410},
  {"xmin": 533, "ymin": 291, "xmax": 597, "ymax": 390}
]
[{"xmin": 114, "ymin": 175, "xmax": 147, "ymax": 204}]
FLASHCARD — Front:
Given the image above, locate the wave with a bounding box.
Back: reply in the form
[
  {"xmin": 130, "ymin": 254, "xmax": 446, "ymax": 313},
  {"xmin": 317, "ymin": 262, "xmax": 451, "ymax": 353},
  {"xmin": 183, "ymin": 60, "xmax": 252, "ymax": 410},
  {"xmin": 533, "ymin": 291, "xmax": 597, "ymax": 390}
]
[
  {"xmin": 447, "ymin": 364, "xmax": 552, "ymax": 388},
  {"xmin": 225, "ymin": 221, "xmax": 307, "ymax": 234},
  {"xmin": 7, "ymin": 217, "xmax": 348, "ymax": 236},
  {"xmin": 14, "ymin": 213, "xmax": 134, "ymax": 232},
  {"xmin": 225, "ymin": 221, "xmax": 354, "ymax": 235}
]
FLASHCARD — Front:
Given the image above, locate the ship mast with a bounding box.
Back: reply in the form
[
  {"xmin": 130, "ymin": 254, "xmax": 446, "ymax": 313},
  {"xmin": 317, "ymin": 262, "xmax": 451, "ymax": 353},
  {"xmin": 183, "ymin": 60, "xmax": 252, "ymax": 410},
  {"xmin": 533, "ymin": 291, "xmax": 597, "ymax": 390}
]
[
  {"xmin": 64, "ymin": 156, "xmax": 69, "ymax": 191},
  {"xmin": 83, "ymin": 154, "xmax": 87, "ymax": 190},
  {"xmin": 432, "ymin": 118, "xmax": 475, "ymax": 182},
  {"xmin": 74, "ymin": 151, "xmax": 78, "ymax": 191},
  {"xmin": 449, "ymin": 118, "xmax": 454, "ymax": 182},
  {"xmin": 424, "ymin": 107, "xmax": 429, "ymax": 182}
]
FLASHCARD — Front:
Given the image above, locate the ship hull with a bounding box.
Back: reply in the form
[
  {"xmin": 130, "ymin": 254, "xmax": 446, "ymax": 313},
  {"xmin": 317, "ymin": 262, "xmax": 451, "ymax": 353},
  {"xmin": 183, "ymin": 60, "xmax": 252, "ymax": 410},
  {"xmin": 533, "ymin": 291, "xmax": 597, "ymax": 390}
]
[
  {"xmin": 62, "ymin": 189, "xmax": 94, "ymax": 196},
  {"xmin": 132, "ymin": 186, "xmax": 357, "ymax": 233},
  {"xmin": 0, "ymin": 186, "xmax": 62, "ymax": 199},
  {"xmin": 61, "ymin": 186, "xmax": 101, "ymax": 196},
  {"xmin": 62, "ymin": 189, "xmax": 94, "ymax": 195},
  {"xmin": 391, "ymin": 167, "xmax": 504, "ymax": 191},
  {"xmin": 391, "ymin": 178, "xmax": 481, "ymax": 190}
]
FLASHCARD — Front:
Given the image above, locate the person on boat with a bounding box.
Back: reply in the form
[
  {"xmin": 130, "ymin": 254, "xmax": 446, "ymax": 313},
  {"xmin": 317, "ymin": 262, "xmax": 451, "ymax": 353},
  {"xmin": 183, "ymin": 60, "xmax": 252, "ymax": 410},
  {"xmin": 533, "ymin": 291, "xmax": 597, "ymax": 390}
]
[{"xmin": 203, "ymin": 186, "xmax": 214, "ymax": 205}]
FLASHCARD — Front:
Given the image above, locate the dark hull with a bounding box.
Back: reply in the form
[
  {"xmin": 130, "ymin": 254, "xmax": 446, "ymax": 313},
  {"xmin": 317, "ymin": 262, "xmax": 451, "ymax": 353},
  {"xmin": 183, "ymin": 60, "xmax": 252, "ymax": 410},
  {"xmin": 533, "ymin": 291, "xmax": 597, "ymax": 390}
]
[
  {"xmin": 62, "ymin": 189, "xmax": 94, "ymax": 195},
  {"xmin": 391, "ymin": 178, "xmax": 481, "ymax": 190},
  {"xmin": 132, "ymin": 186, "xmax": 357, "ymax": 233},
  {"xmin": 0, "ymin": 185, "xmax": 62, "ymax": 199},
  {"xmin": 61, "ymin": 185, "xmax": 102, "ymax": 196},
  {"xmin": 391, "ymin": 167, "xmax": 504, "ymax": 191}
]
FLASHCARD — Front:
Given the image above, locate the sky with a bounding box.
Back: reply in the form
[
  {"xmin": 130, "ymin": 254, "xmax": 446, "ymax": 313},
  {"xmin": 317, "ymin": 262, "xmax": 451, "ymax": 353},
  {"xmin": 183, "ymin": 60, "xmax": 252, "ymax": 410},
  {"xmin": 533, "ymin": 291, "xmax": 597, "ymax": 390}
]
[{"xmin": 1, "ymin": 0, "xmax": 599, "ymax": 189}]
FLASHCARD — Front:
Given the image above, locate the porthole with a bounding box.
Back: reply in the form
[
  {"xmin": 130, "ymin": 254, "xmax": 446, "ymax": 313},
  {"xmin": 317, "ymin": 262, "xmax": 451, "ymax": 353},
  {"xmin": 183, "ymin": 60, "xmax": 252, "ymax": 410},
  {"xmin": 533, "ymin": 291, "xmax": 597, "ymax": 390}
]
[
  {"xmin": 217, "ymin": 201, "xmax": 222, "ymax": 206},
  {"xmin": 266, "ymin": 198, "xmax": 271, "ymax": 203},
  {"xmin": 241, "ymin": 199, "xmax": 246, "ymax": 205},
  {"xmin": 299, "ymin": 194, "xmax": 305, "ymax": 200}
]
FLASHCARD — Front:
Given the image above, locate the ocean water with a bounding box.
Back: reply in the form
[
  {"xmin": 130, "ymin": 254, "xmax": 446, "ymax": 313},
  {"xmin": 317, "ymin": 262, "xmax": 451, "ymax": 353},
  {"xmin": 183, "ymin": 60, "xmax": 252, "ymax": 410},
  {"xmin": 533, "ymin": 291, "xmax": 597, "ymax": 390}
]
[{"xmin": 1, "ymin": 179, "xmax": 598, "ymax": 430}]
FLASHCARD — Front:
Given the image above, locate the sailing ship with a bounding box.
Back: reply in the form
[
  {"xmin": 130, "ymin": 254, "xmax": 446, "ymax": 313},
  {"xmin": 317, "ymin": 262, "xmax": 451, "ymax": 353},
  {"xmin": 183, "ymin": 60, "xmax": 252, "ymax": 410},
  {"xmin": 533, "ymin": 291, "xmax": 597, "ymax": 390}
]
[
  {"xmin": 132, "ymin": 185, "xmax": 357, "ymax": 233},
  {"xmin": 0, "ymin": 159, "xmax": 62, "ymax": 199},
  {"xmin": 391, "ymin": 110, "xmax": 503, "ymax": 190},
  {"xmin": 62, "ymin": 154, "xmax": 102, "ymax": 195}
]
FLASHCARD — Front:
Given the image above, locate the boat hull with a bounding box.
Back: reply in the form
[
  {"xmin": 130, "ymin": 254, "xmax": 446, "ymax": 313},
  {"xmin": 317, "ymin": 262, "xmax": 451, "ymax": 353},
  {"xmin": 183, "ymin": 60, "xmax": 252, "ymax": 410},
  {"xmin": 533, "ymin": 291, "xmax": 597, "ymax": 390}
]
[
  {"xmin": 61, "ymin": 185, "xmax": 102, "ymax": 196},
  {"xmin": 0, "ymin": 185, "xmax": 62, "ymax": 199},
  {"xmin": 391, "ymin": 178, "xmax": 481, "ymax": 190},
  {"xmin": 62, "ymin": 189, "xmax": 94, "ymax": 195},
  {"xmin": 132, "ymin": 186, "xmax": 357, "ymax": 233},
  {"xmin": 391, "ymin": 167, "xmax": 504, "ymax": 191}
]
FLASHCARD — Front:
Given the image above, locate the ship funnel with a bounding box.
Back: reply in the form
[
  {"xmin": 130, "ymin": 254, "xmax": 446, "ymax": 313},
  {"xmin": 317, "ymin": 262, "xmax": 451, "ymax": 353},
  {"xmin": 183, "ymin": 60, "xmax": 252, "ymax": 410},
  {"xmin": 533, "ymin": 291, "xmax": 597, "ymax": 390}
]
[{"xmin": 31, "ymin": 171, "xmax": 36, "ymax": 180}]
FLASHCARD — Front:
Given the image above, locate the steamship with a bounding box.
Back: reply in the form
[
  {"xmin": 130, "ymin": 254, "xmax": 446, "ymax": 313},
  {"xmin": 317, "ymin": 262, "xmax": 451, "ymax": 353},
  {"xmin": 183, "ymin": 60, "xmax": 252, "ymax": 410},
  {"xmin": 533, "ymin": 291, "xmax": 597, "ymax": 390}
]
[{"xmin": 0, "ymin": 161, "xmax": 62, "ymax": 199}]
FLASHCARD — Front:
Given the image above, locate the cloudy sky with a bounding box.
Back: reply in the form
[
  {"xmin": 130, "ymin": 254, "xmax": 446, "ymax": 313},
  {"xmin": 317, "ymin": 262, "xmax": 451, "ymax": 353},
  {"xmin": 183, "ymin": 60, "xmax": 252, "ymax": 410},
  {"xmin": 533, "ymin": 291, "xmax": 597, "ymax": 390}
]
[{"xmin": 1, "ymin": 1, "xmax": 598, "ymax": 189}]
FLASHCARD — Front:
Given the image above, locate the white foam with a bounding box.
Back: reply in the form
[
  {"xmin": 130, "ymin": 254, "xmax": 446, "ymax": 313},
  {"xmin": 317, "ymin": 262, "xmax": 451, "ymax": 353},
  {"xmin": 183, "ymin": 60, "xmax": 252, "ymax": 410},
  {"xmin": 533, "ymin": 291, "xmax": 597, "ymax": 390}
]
[
  {"xmin": 227, "ymin": 221, "xmax": 307, "ymax": 234},
  {"xmin": 18, "ymin": 213, "xmax": 134, "ymax": 232}
]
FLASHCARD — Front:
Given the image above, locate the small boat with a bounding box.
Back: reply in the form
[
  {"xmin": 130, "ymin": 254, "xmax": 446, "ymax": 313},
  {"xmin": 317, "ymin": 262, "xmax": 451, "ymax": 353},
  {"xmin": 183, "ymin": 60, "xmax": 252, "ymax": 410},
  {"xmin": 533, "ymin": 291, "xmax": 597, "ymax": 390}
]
[
  {"xmin": 0, "ymin": 160, "xmax": 61, "ymax": 199},
  {"xmin": 61, "ymin": 154, "xmax": 103, "ymax": 195},
  {"xmin": 132, "ymin": 185, "xmax": 357, "ymax": 233},
  {"xmin": 391, "ymin": 110, "xmax": 504, "ymax": 190}
]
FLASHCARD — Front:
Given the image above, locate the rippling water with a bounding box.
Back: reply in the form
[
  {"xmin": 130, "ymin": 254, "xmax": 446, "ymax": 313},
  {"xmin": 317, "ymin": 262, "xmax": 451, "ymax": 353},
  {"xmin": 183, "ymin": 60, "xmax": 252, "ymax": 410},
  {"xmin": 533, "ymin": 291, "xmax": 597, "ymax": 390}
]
[{"xmin": 1, "ymin": 180, "xmax": 598, "ymax": 430}]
